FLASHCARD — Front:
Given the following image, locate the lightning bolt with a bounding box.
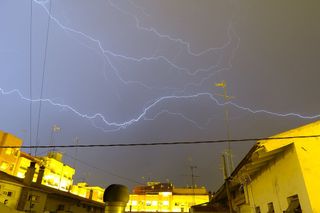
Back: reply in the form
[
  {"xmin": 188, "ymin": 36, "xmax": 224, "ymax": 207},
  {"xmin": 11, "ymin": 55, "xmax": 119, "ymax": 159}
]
[
  {"xmin": 1, "ymin": 0, "xmax": 317, "ymax": 135},
  {"xmin": 1, "ymin": 87, "xmax": 318, "ymax": 133}
]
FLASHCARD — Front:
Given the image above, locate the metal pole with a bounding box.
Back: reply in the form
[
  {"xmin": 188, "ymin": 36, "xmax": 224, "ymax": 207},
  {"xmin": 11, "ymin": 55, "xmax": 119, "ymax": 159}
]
[
  {"xmin": 215, "ymin": 81, "xmax": 234, "ymax": 176},
  {"xmin": 222, "ymin": 82, "xmax": 234, "ymax": 175},
  {"xmin": 222, "ymin": 154, "xmax": 233, "ymax": 213}
]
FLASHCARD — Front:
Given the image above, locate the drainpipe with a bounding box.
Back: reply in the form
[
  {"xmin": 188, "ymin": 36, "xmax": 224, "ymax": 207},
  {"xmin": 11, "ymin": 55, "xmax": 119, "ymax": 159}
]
[{"xmin": 104, "ymin": 184, "xmax": 129, "ymax": 213}]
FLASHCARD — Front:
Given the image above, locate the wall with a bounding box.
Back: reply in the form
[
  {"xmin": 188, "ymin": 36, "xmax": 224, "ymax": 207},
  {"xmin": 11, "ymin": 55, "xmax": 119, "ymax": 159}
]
[
  {"xmin": 0, "ymin": 180, "xmax": 22, "ymax": 210},
  {"xmin": 244, "ymin": 146, "xmax": 310, "ymax": 212},
  {"xmin": 18, "ymin": 188, "xmax": 47, "ymax": 212},
  {"xmin": 295, "ymin": 139, "xmax": 320, "ymax": 213},
  {"xmin": 0, "ymin": 203, "xmax": 22, "ymax": 213},
  {"xmin": 44, "ymin": 196, "xmax": 103, "ymax": 213},
  {"xmin": 126, "ymin": 193, "xmax": 209, "ymax": 212},
  {"xmin": 41, "ymin": 157, "xmax": 75, "ymax": 191},
  {"xmin": 0, "ymin": 132, "xmax": 22, "ymax": 175}
]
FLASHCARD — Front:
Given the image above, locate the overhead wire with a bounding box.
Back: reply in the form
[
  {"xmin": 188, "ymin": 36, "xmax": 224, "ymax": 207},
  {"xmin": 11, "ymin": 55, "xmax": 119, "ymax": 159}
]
[
  {"xmin": 29, "ymin": 0, "xmax": 33, "ymax": 155},
  {"xmin": 63, "ymin": 153, "xmax": 143, "ymax": 185},
  {"xmin": 34, "ymin": 0, "xmax": 53, "ymax": 156},
  {"xmin": 3, "ymin": 134, "xmax": 320, "ymax": 149}
]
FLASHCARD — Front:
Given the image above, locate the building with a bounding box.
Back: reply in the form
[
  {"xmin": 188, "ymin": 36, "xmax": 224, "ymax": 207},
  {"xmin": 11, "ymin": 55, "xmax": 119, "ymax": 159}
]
[
  {"xmin": 0, "ymin": 129, "xmax": 107, "ymax": 204},
  {"xmin": 13, "ymin": 151, "xmax": 40, "ymax": 180},
  {"xmin": 126, "ymin": 182, "xmax": 210, "ymax": 212},
  {"xmin": 0, "ymin": 131, "xmax": 22, "ymax": 175},
  {"xmin": 204, "ymin": 121, "xmax": 320, "ymax": 213},
  {"xmin": 70, "ymin": 182, "xmax": 105, "ymax": 203},
  {"xmin": 0, "ymin": 164, "xmax": 105, "ymax": 213},
  {"xmin": 39, "ymin": 151, "xmax": 75, "ymax": 191}
]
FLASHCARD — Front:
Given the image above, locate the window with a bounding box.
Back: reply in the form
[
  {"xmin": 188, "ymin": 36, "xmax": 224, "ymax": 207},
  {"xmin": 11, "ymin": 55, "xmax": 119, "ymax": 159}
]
[
  {"xmin": 255, "ymin": 206, "xmax": 261, "ymax": 213},
  {"xmin": 13, "ymin": 150, "xmax": 19, "ymax": 157},
  {"xmin": 4, "ymin": 148, "xmax": 12, "ymax": 155},
  {"xmin": 9, "ymin": 164, "xmax": 14, "ymax": 171},
  {"xmin": 162, "ymin": 201, "xmax": 169, "ymax": 206},
  {"xmin": 268, "ymin": 202, "xmax": 275, "ymax": 213},
  {"xmin": 286, "ymin": 195, "xmax": 302, "ymax": 213},
  {"xmin": 3, "ymin": 191, "xmax": 14, "ymax": 198},
  {"xmin": 28, "ymin": 195, "xmax": 40, "ymax": 202},
  {"xmin": 0, "ymin": 161, "xmax": 9, "ymax": 171},
  {"xmin": 57, "ymin": 204, "xmax": 65, "ymax": 211}
]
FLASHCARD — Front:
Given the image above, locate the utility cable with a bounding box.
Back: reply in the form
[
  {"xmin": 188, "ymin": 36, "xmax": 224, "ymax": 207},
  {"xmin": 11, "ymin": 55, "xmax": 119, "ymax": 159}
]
[
  {"xmin": 3, "ymin": 134, "xmax": 320, "ymax": 149},
  {"xmin": 63, "ymin": 153, "xmax": 143, "ymax": 185},
  {"xmin": 34, "ymin": 0, "xmax": 53, "ymax": 156},
  {"xmin": 29, "ymin": 0, "xmax": 33, "ymax": 155}
]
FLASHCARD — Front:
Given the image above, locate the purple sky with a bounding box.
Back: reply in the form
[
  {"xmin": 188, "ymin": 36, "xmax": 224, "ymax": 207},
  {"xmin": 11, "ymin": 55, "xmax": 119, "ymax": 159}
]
[{"xmin": 0, "ymin": 0, "xmax": 319, "ymax": 191}]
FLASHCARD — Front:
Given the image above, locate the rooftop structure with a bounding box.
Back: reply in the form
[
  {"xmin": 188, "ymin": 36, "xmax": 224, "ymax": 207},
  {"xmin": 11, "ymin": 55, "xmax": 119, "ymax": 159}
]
[
  {"xmin": 195, "ymin": 120, "xmax": 320, "ymax": 213},
  {"xmin": 127, "ymin": 182, "xmax": 210, "ymax": 212}
]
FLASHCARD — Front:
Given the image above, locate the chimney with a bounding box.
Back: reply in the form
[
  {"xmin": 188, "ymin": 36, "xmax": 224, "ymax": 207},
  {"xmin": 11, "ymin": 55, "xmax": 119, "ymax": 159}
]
[
  {"xmin": 23, "ymin": 162, "xmax": 36, "ymax": 185},
  {"xmin": 36, "ymin": 165, "xmax": 45, "ymax": 185}
]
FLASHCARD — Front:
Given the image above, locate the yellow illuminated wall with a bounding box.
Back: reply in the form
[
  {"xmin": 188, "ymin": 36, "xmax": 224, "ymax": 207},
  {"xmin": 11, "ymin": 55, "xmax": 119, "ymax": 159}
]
[
  {"xmin": 70, "ymin": 183, "xmax": 105, "ymax": 203},
  {"xmin": 0, "ymin": 130, "xmax": 106, "ymax": 205},
  {"xmin": 238, "ymin": 121, "xmax": 320, "ymax": 212},
  {"xmin": 70, "ymin": 183, "xmax": 88, "ymax": 198},
  {"xmin": 0, "ymin": 131, "xmax": 22, "ymax": 175},
  {"xmin": 13, "ymin": 154, "xmax": 39, "ymax": 181},
  {"xmin": 126, "ymin": 191, "xmax": 209, "ymax": 212},
  {"xmin": 40, "ymin": 155, "xmax": 75, "ymax": 191}
]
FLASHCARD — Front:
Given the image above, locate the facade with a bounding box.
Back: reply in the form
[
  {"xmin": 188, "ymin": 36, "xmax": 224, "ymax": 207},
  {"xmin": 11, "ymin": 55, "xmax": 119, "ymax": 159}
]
[
  {"xmin": 70, "ymin": 182, "xmax": 105, "ymax": 203},
  {"xmin": 13, "ymin": 152, "xmax": 40, "ymax": 181},
  {"xmin": 208, "ymin": 121, "xmax": 320, "ymax": 213},
  {"xmin": 0, "ymin": 131, "xmax": 22, "ymax": 175},
  {"xmin": 0, "ymin": 130, "xmax": 105, "ymax": 204},
  {"xmin": 126, "ymin": 182, "xmax": 209, "ymax": 212},
  {"xmin": 39, "ymin": 151, "xmax": 75, "ymax": 191},
  {"xmin": 0, "ymin": 168, "xmax": 104, "ymax": 213}
]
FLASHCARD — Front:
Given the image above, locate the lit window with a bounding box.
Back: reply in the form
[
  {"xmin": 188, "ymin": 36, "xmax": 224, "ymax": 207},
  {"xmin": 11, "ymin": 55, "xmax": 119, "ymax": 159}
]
[
  {"xmin": 159, "ymin": 192, "xmax": 172, "ymax": 196},
  {"xmin": 146, "ymin": 201, "xmax": 152, "ymax": 206},
  {"xmin": 4, "ymin": 148, "xmax": 12, "ymax": 155},
  {"xmin": 17, "ymin": 172, "xmax": 25, "ymax": 178},
  {"xmin": 152, "ymin": 201, "xmax": 158, "ymax": 206},
  {"xmin": 131, "ymin": 201, "xmax": 137, "ymax": 206},
  {"xmin": 0, "ymin": 162, "xmax": 9, "ymax": 171},
  {"xmin": 163, "ymin": 201, "xmax": 169, "ymax": 206}
]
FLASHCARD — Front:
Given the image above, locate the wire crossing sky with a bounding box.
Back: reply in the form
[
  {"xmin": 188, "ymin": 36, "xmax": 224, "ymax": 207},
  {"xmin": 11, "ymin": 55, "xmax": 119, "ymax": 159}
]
[{"xmin": 1, "ymin": 0, "xmax": 319, "ymax": 190}]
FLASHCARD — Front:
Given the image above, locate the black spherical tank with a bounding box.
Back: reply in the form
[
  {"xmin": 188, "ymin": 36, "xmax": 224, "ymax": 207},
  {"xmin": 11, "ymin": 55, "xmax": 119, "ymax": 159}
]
[{"xmin": 103, "ymin": 184, "xmax": 129, "ymax": 213}]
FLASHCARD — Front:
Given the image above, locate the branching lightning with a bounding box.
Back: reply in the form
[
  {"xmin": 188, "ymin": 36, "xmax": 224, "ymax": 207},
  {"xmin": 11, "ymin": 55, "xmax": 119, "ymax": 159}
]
[
  {"xmin": 1, "ymin": 86, "xmax": 318, "ymax": 133},
  {"xmin": 0, "ymin": 0, "xmax": 318, "ymax": 135}
]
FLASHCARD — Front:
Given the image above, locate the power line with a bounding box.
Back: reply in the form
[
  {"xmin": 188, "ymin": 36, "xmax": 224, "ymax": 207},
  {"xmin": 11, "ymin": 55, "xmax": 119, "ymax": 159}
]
[
  {"xmin": 35, "ymin": 0, "xmax": 53, "ymax": 156},
  {"xmin": 29, "ymin": 0, "xmax": 33, "ymax": 155},
  {"xmin": 2, "ymin": 135, "xmax": 320, "ymax": 149},
  {"xmin": 63, "ymin": 153, "xmax": 143, "ymax": 185}
]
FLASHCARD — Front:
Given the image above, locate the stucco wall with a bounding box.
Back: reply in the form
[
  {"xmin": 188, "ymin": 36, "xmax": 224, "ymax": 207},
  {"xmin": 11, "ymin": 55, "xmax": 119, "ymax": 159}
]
[
  {"xmin": 244, "ymin": 146, "xmax": 310, "ymax": 212},
  {"xmin": 295, "ymin": 139, "xmax": 320, "ymax": 213},
  {"xmin": 0, "ymin": 181, "xmax": 22, "ymax": 210}
]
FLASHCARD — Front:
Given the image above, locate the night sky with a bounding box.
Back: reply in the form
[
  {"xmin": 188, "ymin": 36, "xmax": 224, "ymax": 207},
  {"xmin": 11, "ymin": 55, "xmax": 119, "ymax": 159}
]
[{"xmin": 1, "ymin": 0, "xmax": 320, "ymax": 191}]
